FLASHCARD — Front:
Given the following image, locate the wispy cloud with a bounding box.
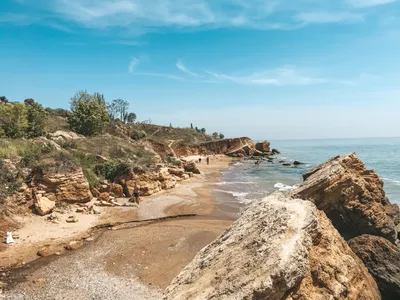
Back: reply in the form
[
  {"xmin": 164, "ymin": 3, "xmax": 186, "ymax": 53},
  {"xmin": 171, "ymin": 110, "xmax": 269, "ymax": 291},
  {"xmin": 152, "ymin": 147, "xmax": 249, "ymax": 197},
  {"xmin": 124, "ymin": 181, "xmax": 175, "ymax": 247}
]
[
  {"xmin": 6, "ymin": 0, "xmax": 392, "ymax": 34},
  {"xmin": 135, "ymin": 72, "xmax": 185, "ymax": 81},
  {"xmin": 128, "ymin": 57, "xmax": 140, "ymax": 73},
  {"xmin": 296, "ymin": 11, "xmax": 364, "ymax": 24},
  {"xmin": 176, "ymin": 59, "xmax": 202, "ymax": 77},
  {"xmin": 346, "ymin": 0, "xmax": 397, "ymax": 8},
  {"xmin": 206, "ymin": 67, "xmax": 327, "ymax": 86}
]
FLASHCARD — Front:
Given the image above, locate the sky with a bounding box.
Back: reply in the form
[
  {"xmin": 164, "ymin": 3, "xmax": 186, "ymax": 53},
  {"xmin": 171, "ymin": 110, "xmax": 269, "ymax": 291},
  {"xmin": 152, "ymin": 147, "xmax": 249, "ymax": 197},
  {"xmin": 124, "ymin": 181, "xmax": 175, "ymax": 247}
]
[{"xmin": 1, "ymin": 0, "xmax": 400, "ymax": 140}]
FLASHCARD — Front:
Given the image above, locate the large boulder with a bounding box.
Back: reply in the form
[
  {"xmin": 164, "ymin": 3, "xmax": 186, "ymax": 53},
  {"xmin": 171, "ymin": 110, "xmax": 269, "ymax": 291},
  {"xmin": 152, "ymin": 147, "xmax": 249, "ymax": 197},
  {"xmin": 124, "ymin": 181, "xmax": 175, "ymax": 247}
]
[
  {"xmin": 183, "ymin": 161, "xmax": 200, "ymax": 174},
  {"xmin": 47, "ymin": 131, "xmax": 80, "ymax": 142},
  {"xmin": 255, "ymin": 140, "xmax": 271, "ymax": 153},
  {"xmin": 164, "ymin": 193, "xmax": 380, "ymax": 300},
  {"xmin": 349, "ymin": 235, "xmax": 400, "ymax": 299},
  {"xmin": 31, "ymin": 168, "xmax": 92, "ymax": 203},
  {"xmin": 291, "ymin": 153, "xmax": 400, "ymax": 243},
  {"xmin": 34, "ymin": 195, "xmax": 55, "ymax": 216}
]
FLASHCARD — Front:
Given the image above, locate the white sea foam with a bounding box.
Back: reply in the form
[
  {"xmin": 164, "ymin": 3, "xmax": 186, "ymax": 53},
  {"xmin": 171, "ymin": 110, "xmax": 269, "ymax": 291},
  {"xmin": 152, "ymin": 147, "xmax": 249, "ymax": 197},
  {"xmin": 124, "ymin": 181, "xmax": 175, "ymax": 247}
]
[
  {"xmin": 383, "ymin": 178, "xmax": 400, "ymax": 185},
  {"xmin": 274, "ymin": 182, "xmax": 299, "ymax": 192},
  {"xmin": 217, "ymin": 181, "xmax": 254, "ymax": 186},
  {"xmin": 233, "ymin": 162, "xmax": 244, "ymax": 166}
]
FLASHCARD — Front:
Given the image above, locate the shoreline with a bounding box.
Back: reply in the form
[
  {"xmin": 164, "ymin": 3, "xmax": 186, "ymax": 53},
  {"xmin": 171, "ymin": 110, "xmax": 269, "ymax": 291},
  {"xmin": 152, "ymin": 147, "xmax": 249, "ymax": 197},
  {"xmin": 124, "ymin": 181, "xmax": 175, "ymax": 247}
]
[{"xmin": 1, "ymin": 155, "xmax": 237, "ymax": 298}]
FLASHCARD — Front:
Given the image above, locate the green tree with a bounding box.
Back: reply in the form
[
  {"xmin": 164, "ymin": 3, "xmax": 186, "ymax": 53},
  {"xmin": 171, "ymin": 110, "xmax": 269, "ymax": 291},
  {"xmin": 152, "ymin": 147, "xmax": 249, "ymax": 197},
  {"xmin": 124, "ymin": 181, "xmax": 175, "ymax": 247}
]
[
  {"xmin": 26, "ymin": 102, "xmax": 47, "ymax": 138},
  {"xmin": 68, "ymin": 91, "xmax": 109, "ymax": 136},
  {"xmin": 200, "ymin": 128, "xmax": 206, "ymax": 134},
  {"xmin": 219, "ymin": 133, "xmax": 225, "ymax": 139},
  {"xmin": 0, "ymin": 103, "xmax": 28, "ymax": 138},
  {"xmin": 212, "ymin": 132, "xmax": 219, "ymax": 139},
  {"xmin": 127, "ymin": 112, "xmax": 136, "ymax": 123},
  {"xmin": 0, "ymin": 96, "xmax": 8, "ymax": 104},
  {"xmin": 109, "ymin": 99, "xmax": 129, "ymax": 122},
  {"xmin": 24, "ymin": 98, "xmax": 35, "ymax": 106},
  {"xmin": 190, "ymin": 123, "xmax": 193, "ymax": 129}
]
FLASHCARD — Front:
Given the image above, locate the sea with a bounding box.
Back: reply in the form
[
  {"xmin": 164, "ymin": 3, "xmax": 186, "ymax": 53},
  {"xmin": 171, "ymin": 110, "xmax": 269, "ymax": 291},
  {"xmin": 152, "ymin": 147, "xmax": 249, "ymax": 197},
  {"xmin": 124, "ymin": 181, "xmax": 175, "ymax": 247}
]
[{"xmin": 213, "ymin": 137, "xmax": 400, "ymax": 219}]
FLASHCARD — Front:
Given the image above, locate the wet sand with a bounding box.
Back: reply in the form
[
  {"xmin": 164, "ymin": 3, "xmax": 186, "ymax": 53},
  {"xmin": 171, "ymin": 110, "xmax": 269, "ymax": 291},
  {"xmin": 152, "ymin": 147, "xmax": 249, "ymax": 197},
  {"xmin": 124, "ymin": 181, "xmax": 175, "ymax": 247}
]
[{"xmin": 1, "ymin": 155, "xmax": 238, "ymax": 299}]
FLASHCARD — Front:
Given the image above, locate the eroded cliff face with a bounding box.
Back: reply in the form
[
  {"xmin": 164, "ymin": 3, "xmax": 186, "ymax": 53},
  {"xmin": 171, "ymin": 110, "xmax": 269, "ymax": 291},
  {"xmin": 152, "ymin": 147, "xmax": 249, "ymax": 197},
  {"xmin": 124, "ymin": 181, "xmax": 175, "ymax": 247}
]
[
  {"xmin": 291, "ymin": 153, "xmax": 400, "ymax": 243},
  {"xmin": 31, "ymin": 168, "xmax": 93, "ymax": 203},
  {"xmin": 171, "ymin": 137, "xmax": 256, "ymax": 157},
  {"xmin": 164, "ymin": 193, "xmax": 380, "ymax": 300}
]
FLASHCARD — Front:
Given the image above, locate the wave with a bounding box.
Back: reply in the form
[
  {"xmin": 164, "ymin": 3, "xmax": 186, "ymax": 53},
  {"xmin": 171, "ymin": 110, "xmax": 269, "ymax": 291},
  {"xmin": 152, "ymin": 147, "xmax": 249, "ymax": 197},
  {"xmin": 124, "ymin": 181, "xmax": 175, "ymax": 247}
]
[
  {"xmin": 216, "ymin": 181, "xmax": 254, "ymax": 186},
  {"xmin": 233, "ymin": 162, "xmax": 244, "ymax": 166},
  {"xmin": 274, "ymin": 182, "xmax": 299, "ymax": 192},
  {"xmin": 383, "ymin": 178, "xmax": 400, "ymax": 185}
]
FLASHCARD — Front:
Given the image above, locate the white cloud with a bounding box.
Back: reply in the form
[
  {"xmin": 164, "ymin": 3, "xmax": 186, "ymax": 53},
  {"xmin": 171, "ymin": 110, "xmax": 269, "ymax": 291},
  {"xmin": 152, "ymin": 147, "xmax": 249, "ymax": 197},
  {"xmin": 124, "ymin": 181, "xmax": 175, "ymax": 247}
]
[
  {"xmin": 128, "ymin": 57, "xmax": 140, "ymax": 73},
  {"xmin": 176, "ymin": 59, "xmax": 202, "ymax": 77},
  {"xmin": 207, "ymin": 67, "xmax": 327, "ymax": 86},
  {"xmin": 346, "ymin": 0, "xmax": 397, "ymax": 8},
  {"xmin": 296, "ymin": 11, "xmax": 364, "ymax": 24},
  {"xmin": 7, "ymin": 0, "xmax": 385, "ymax": 33},
  {"xmin": 136, "ymin": 72, "xmax": 185, "ymax": 81}
]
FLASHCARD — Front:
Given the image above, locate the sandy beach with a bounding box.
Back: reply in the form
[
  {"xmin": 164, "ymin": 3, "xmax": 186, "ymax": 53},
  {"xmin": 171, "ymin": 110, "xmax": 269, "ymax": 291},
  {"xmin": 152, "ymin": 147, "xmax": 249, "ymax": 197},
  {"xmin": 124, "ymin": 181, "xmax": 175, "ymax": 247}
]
[{"xmin": 0, "ymin": 155, "xmax": 236, "ymax": 299}]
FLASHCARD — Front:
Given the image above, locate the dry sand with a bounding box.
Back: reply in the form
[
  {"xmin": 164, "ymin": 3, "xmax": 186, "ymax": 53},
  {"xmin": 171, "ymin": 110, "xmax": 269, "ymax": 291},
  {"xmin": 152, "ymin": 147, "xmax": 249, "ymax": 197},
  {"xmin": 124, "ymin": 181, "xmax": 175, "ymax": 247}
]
[{"xmin": 1, "ymin": 155, "xmax": 236, "ymax": 299}]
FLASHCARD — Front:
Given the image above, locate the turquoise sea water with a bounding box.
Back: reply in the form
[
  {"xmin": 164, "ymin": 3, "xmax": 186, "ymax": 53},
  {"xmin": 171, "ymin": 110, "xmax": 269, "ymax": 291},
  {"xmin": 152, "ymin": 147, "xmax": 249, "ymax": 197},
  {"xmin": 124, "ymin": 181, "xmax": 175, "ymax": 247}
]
[{"xmin": 214, "ymin": 137, "xmax": 400, "ymax": 217}]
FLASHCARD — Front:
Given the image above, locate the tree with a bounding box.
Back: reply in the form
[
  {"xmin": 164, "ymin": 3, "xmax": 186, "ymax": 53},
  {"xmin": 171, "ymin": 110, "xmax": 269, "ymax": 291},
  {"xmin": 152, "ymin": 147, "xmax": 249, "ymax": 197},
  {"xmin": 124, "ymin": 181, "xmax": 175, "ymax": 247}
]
[
  {"xmin": 68, "ymin": 91, "xmax": 109, "ymax": 136},
  {"xmin": 219, "ymin": 133, "xmax": 225, "ymax": 139},
  {"xmin": 127, "ymin": 112, "xmax": 136, "ymax": 123},
  {"xmin": 195, "ymin": 127, "xmax": 200, "ymax": 133},
  {"xmin": 109, "ymin": 99, "xmax": 129, "ymax": 122},
  {"xmin": 24, "ymin": 98, "xmax": 35, "ymax": 106},
  {"xmin": 0, "ymin": 103, "xmax": 28, "ymax": 138},
  {"xmin": 190, "ymin": 123, "xmax": 193, "ymax": 129},
  {"xmin": 212, "ymin": 132, "xmax": 219, "ymax": 139},
  {"xmin": 27, "ymin": 102, "xmax": 47, "ymax": 138},
  {"xmin": 201, "ymin": 128, "xmax": 206, "ymax": 134},
  {"xmin": 0, "ymin": 96, "xmax": 8, "ymax": 104}
]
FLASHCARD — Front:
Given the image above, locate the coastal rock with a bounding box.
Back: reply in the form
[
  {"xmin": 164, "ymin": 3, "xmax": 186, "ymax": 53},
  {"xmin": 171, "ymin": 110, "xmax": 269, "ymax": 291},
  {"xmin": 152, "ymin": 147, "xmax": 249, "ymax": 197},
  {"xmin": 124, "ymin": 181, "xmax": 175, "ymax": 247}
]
[
  {"xmin": 47, "ymin": 130, "xmax": 80, "ymax": 141},
  {"xmin": 168, "ymin": 168, "xmax": 185, "ymax": 177},
  {"xmin": 109, "ymin": 184, "xmax": 124, "ymax": 197},
  {"xmin": 65, "ymin": 240, "xmax": 84, "ymax": 251},
  {"xmin": 99, "ymin": 192, "xmax": 110, "ymax": 202},
  {"xmin": 172, "ymin": 137, "xmax": 256, "ymax": 157},
  {"xmin": 349, "ymin": 235, "xmax": 400, "ymax": 299},
  {"xmin": 34, "ymin": 195, "xmax": 55, "ymax": 216},
  {"xmin": 255, "ymin": 140, "xmax": 271, "ymax": 153},
  {"xmin": 164, "ymin": 193, "xmax": 379, "ymax": 300},
  {"xmin": 183, "ymin": 161, "xmax": 200, "ymax": 174},
  {"xmin": 31, "ymin": 168, "xmax": 92, "ymax": 203},
  {"xmin": 271, "ymin": 148, "xmax": 281, "ymax": 155},
  {"xmin": 291, "ymin": 153, "xmax": 400, "ymax": 242},
  {"xmin": 293, "ymin": 160, "xmax": 303, "ymax": 165}
]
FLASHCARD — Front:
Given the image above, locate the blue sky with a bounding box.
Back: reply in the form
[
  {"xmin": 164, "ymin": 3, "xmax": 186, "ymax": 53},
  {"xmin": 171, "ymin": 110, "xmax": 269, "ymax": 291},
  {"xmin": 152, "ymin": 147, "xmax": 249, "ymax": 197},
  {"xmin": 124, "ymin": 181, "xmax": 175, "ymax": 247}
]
[{"xmin": 1, "ymin": 0, "xmax": 400, "ymax": 139}]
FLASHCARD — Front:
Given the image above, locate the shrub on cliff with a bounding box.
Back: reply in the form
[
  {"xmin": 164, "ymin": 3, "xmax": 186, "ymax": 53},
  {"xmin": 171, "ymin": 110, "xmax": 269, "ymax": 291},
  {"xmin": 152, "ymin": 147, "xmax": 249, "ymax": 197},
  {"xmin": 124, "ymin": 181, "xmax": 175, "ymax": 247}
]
[
  {"xmin": 0, "ymin": 102, "xmax": 28, "ymax": 138},
  {"xmin": 26, "ymin": 100, "xmax": 48, "ymax": 138},
  {"xmin": 68, "ymin": 90, "xmax": 109, "ymax": 136}
]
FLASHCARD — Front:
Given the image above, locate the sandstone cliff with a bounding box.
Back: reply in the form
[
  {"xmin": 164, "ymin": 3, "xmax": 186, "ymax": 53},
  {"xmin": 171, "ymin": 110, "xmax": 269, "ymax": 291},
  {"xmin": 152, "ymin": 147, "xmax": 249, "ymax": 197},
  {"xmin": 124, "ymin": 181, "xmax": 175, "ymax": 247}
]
[
  {"xmin": 164, "ymin": 193, "xmax": 380, "ymax": 300},
  {"xmin": 291, "ymin": 153, "xmax": 400, "ymax": 243},
  {"xmin": 171, "ymin": 137, "xmax": 256, "ymax": 157}
]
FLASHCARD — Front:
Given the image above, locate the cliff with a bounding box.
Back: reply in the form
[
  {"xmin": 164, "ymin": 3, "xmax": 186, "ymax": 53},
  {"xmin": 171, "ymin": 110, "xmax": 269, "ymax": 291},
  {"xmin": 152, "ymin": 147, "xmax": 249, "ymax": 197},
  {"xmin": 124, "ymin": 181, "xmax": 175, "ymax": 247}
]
[
  {"xmin": 291, "ymin": 153, "xmax": 400, "ymax": 243},
  {"xmin": 164, "ymin": 193, "xmax": 380, "ymax": 300}
]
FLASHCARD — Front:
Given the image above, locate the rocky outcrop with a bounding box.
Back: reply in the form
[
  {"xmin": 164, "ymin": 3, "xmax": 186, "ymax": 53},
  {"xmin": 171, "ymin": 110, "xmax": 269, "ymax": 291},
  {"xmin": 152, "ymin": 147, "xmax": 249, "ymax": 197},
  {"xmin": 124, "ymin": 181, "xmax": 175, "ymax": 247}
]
[
  {"xmin": 47, "ymin": 130, "xmax": 80, "ymax": 141},
  {"xmin": 34, "ymin": 195, "xmax": 55, "ymax": 216},
  {"xmin": 349, "ymin": 235, "xmax": 400, "ymax": 299},
  {"xmin": 171, "ymin": 137, "xmax": 256, "ymax": 157},
  {"xmin": 164, "ymin": 193, "xmax": 380, "ymax": 300},
  {"xmin": 183, "ymin": 161, "xmax": 200, "ymax": 174},
  {"xmin": 31, "ymin": 168, "xmax": 92, "ymax": 203},
  {"xmin": 255, "ymin": 140, "xmax": 271, "ymax": 153},
  {"xmin": 291, "ymin": 153, "xmax": 400, "ymax": 243}
]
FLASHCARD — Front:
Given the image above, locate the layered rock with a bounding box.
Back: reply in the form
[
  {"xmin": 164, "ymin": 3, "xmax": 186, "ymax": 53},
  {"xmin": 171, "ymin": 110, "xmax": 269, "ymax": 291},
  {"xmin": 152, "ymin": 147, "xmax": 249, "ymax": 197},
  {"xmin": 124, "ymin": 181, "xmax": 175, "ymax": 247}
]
[
  {"xmin": 291, "ymin": 153, "xmax": 400, "ymax": 243},
  {"xmin": 164, "ymin": 193, "xmax": 379, "ymax": 300},
  {"xmin": 47, "ymin": 130, "xmax": 80, "ymax": 142},
  {"xmin": 255, "ymin": 140, "xmax": 271, "ymax": 153},
  {"xmin": 182, "ymin": 161, "xmax": 200, "ymax": 174},
  {"xmin": 349, "ymin": 235, "xmax": 400, "ymax": 299},
  {"xmin": 31, "ymin": 168, "xmax": 92, "ymax": 203},
  {"xmin": 171, "ymin": 137, "xmax": 256, "ymax": 157}
]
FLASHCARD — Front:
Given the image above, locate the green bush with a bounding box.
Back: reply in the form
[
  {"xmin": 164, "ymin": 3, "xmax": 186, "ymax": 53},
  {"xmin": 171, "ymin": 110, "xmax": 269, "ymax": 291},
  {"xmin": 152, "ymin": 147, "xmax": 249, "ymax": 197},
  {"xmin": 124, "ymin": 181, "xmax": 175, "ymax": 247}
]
[
  {"xmin": 0, "ymin": 103, "xmax": 28, "ymax": 138},
  {"xmin": 68, "ymin": 90, "xmax": 109, "ymax": 136},
  {"xmin": 83, "ymin": 168, "xmax": 100, "ymax": 188},
  {"xmin": 94, "ymin": 162, "xmax": 131, "ymax": 182},
  {"xmin": 27, "ymin": 102, "xmax": 47, "ymax": 138}
]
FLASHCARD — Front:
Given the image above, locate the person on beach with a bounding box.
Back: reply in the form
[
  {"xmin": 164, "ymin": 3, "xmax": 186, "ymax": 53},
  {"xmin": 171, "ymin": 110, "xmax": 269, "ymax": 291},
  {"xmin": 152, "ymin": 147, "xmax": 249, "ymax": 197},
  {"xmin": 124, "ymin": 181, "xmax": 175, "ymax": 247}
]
[
  {"xmin": 198, "ymin": 158, "xmax": 202, "ymax": 163},
  {"xmin": 133, "ymin": 183, "xmax": 140, "ymax": 205},
  {"xmin": 206, "ymin": 156, "xmax": 210, "ymax": 165}
]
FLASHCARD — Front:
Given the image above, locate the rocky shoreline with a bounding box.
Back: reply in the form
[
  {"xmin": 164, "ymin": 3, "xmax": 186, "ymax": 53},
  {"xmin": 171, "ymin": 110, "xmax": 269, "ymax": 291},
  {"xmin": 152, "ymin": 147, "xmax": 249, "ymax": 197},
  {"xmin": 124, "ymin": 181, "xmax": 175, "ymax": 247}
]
[{"xmin": 2, "ymin": 137, "xmax": 400, "ymax": 299}]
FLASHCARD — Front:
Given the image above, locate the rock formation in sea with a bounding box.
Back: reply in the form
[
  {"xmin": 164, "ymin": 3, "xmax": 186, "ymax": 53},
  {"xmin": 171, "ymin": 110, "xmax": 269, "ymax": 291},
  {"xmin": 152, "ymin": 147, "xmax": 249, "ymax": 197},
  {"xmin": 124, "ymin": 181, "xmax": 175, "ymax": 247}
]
[
  {"xmin": 291, "ymin": 153, "xmax": 400, "ymax": 243},
  {"xmin": 164, "ymin": 192, "xmax": 380, "ymax": 300},
  {"xmin": 349, "ymin": 235, "xmax": 400, "ymax": 299}
]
